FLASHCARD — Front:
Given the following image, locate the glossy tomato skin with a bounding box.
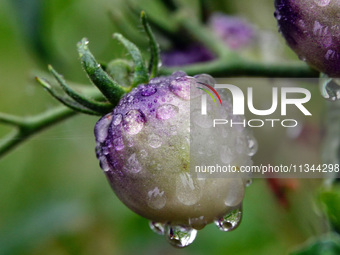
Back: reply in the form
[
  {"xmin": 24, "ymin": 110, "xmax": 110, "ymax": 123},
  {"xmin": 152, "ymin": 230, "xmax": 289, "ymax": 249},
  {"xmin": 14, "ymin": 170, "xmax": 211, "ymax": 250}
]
[{"xmin": 275, "ymin": 0, "xmax": 340, "ymax": 77}]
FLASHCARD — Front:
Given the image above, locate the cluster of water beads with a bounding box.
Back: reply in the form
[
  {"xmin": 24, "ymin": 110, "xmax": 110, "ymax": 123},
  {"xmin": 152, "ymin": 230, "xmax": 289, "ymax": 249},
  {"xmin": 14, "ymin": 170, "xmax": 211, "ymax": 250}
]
[{"xmin": 148, "ymin": 206, "xmax": 243, "ymax": 248}]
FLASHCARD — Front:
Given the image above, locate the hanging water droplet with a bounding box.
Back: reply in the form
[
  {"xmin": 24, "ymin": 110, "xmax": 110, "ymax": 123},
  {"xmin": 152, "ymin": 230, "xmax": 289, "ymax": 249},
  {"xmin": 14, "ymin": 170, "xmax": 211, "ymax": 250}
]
[
  {"xmin": 246, "ymin": 179, "xmax": 253, "ymax": 187},
  {"xmin": 149, "ymin": 221, "xmax": 165, "ymax": 235},
  {"xmin": 215, "ymin": 207, "xmax": 242, "ymax": 232},
  {"xmin": 188, "ymin": 216, "xmax": 206, "ymax": 230},
  {"xmin": 123, "ymin": 109, "xmax": 146, "ymax": 135},
  {"xmin": 320, "ymin": 75, "xmax": 340, "ymax": 101},
  {"xmin": 148, "ymin": 134, "xmax": 162, "ymax": 148},
  {"xmin": 246, "ymin": 135, "xmax": 258, "ymax": 156},
  {"xmin": 156, "ymin": 104, "xmax": 179, "ymax": 120},
  {"xmin": 164, "ymin": 225, "xmax": 197, "ymax": 248}
]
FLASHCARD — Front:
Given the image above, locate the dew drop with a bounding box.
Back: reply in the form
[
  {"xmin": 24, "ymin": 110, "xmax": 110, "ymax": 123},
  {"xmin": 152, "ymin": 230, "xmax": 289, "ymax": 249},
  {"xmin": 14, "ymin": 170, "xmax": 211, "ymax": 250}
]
[
  {"xmin": 141, "ymin": 86, "xmax": 157, "ymax": 96},
  {"xmin": 215, "ymin": 207, "xmax": 242, "ymax": 232},
  {"xmin": 102, "ymin": 146, "xmax": 110, "ymax": 155},
  {"xmin": 126, "ymin": 137, "xmax": 134, "ymax": 147},
  {"xmin": 123, "ymin": 109, "xmax": 146, "ymax": 135},
  {"xmin": 169, "ymin": 125, "xmax": 177, "ymax": 135},
  {"xmin": 224, "ymin": 180, "xmax": 245, "ymax": 207},
  {"xmin": 298, "ymin": 55, "xmax": 306, "ymax": 62},
  {"xmin": 112, "ymin": 114, "xmax": 122, "ymax": 126},
  {"xmin": 236, "ymin": 137, "xmax": 247, "ymax": 154},
  {"xmin": 127, "ymin": 95, "xmax": 134, "ymax": 103},
  {"xmin": 176, "ymin": 173, "xmax": 202, "ymax": 206},
  {"xmin": 194, "ymin": 73, "xmax": 216, "ymax": 86},
  {"xmin": 325, "ymin": 49, "xmax": 339, "ymax": 61},
  {"xmin": 164, "ymin": 225, "xmax": 197, "ymax": 248},
  {"xmin": 148, "ymin": 134, "xmax": 162, "ymax": 148},
  {"xmin": 169, "ymin": 77, "xmax": 191, "ymax": 100},
  {"xmin": 99, "ymin": 156, "xmax": 111, "ymax": 172},
  {"xmin": 192, "ymin": 109, "xmax": 213, "ymax": 128},
  {"xmin": 220, "ymin": 145, "xmax": 234, "ymax": 164},
  {"xmin": 125, "ymin": 153, "xmax": 142, "ymax": 173},
  {"xmin": 147, "ymin": 187, "xmax": 166, "ymax": 209},
  {"xmin": 149, "ymin": 221, "xmax": 165, "ymax": 235},
  {"xmin": 274, "ymin": 10, "xmax": 281, "ymax": 20},
  {"xmin": 314, "ymin": 0, "xmax": 331, "ymax": 7},
  {"xmin": 139, "ymin": 149, "xmax": 148, "ymax": 158},
  {"xmin": 320, "ymin": 76, "xmax": 340, "ymax": 101},
  {"xmin": 94, "ymin": 113, "xmax": 112, "ymax": 143},
  {"xmin": 246, "ymin": 135, "xmax": 258, "ymax": 156},
  {"xmin": 156, "ymin": 104, "xmax": 179, "ymax": 120},
  {"xmin": 246, "ymin": 179, "xmax": 252, "ymax": 187},
  {"xmin": 113, "ymin": 137, "xmax": 125, "ymax": 151},
  {"xmin": 188, "ymin": 216, "xmax": 206, "ymax": 230}
]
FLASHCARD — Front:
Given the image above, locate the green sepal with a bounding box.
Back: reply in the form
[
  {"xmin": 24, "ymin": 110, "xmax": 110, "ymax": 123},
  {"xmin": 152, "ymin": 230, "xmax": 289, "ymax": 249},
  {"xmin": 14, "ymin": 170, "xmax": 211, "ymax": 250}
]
[
  {"xmin": 113, "ymin": 33, "xmax": 149, "ymax": 87},
  {"xmin": 77, "ymin": 38, "xmax": 127, "ymax": 105},
  {"xmin": 106, "ymin": 59, "xmax": 133, "ymax": 87},
  {"xmin": 141, "ymin": 11, "xmax": 160, "ymax": 78},
  {"xmin": 48, "ymin": 65, "xmax": 113, "ymax": 114},
  {"xmin": 35, "ymin": 77, "xmax": 101, "ymax": 116}
]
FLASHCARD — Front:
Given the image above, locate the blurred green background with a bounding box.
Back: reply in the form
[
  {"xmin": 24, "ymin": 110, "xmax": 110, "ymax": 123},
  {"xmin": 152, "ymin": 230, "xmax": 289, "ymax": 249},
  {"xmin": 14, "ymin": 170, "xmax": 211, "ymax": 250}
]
[{"xmin": 0, "ymin": 0, "xmax": 336, "ymax": 254}]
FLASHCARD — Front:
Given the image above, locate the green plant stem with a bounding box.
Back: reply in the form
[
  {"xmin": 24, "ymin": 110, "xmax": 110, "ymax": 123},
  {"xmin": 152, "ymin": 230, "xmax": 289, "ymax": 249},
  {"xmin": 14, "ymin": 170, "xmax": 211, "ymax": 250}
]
[
  {"xmin": 0, "ymin": 107, "xmax": 76, "ymax": 159},
  {"xmin": 159, "ymin": 59, "xmax": 319, "ymax": 78},
  {"xmin": 0, "ymin": 113, "xmax": 26, "ymax": 127}
]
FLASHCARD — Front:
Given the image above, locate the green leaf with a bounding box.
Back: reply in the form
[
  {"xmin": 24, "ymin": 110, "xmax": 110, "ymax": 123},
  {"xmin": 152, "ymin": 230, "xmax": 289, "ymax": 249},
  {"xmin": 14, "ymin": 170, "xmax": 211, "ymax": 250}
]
[
  {"xmin": 319, "ymin": 186, "xmax": 340, "ymax": 232},
  {"xmin": 290, "ymin": 233, "xmax": 340, "ymax": 255}
]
